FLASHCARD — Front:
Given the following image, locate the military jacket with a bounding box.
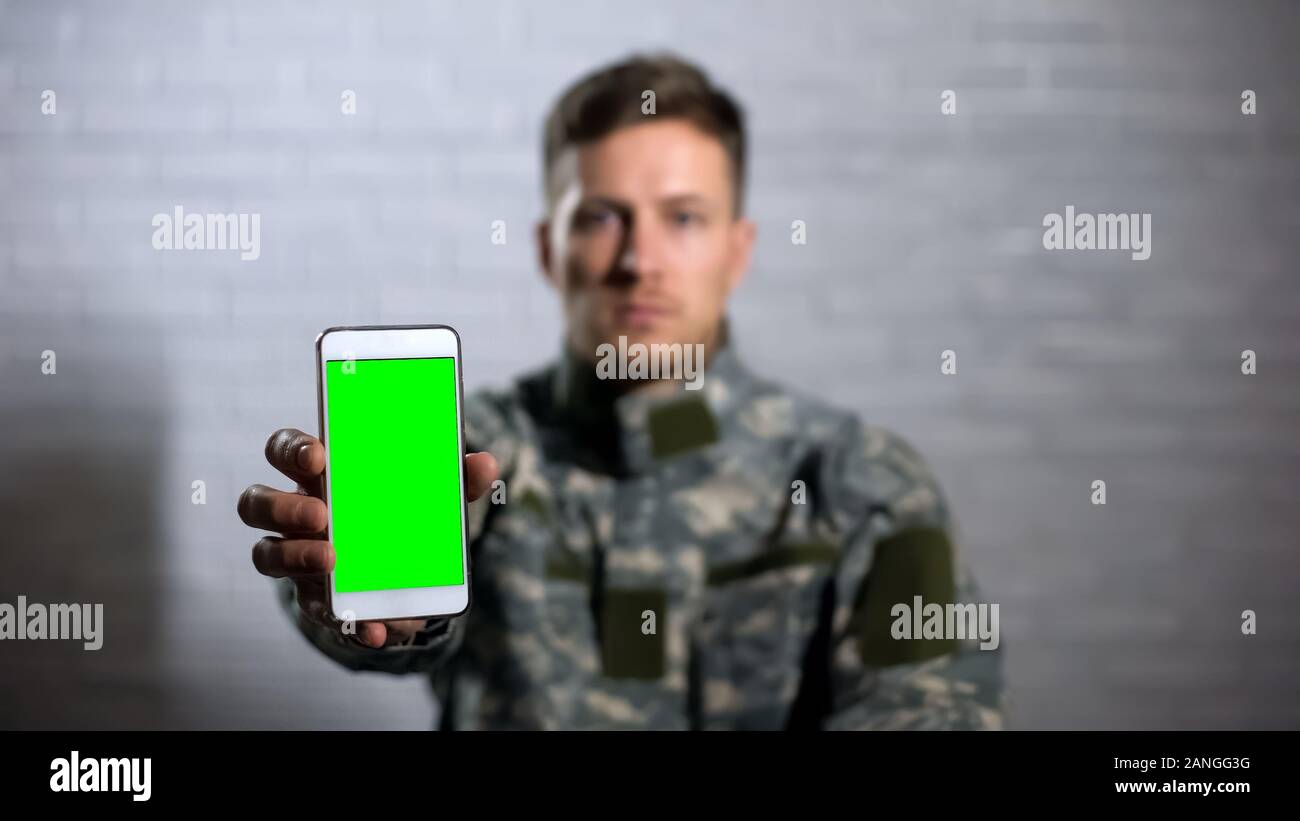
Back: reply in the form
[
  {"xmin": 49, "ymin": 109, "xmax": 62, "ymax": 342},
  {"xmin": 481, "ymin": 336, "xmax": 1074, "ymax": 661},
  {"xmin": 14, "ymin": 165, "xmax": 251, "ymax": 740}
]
[{"xmin": 282, "ymin": 341, "xmax": 1005, "ymax": 730}]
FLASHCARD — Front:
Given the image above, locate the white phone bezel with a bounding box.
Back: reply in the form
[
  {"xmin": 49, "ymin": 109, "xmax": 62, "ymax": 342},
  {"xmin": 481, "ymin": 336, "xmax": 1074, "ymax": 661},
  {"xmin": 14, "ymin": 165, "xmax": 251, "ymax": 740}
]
[{"xmin": 315, "ymin": 324, "xmax": 471, "ymax": 622}]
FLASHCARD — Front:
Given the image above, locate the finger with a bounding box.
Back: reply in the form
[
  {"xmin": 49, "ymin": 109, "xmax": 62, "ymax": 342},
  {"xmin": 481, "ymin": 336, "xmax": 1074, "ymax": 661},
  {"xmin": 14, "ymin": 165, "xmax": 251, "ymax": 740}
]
[
  {"xmin": 465, "ymin": 451, "xmax": 499, "ymax": 502},
  {"xmin": 294, "ymin": 577, "xmax": 329, "ymax": 622},
  {"xmin": 294, "ymin": 579, "xmax": 348, "ymax": 638},
  {"xmin": 295, "ymin": 578, "xmax": 348, "ymax": 631},
  {"xmin": 294, "ymin": 580, "xmax": 400, "ymax": 649},
  {"xmin": 355, "ymin": 621, "xmax": 387, "ymax": 648},
  {"xmin": 265, "ymin": 428, "xmax": 326, "ymax": 489},
  {"xmin": 383, "ymin": 618, "xmax": 426, "ymax": 644},
  {"xmin": 303, "ymin": 597, "xmax": 429, "ymax": 652},
  {"xmin": 237, "ymin": 484, "xmax": 328, "ymax": 534},
  {"xmin": 251, "ymin": 537, "xmax": 334, "ymax": 578}
]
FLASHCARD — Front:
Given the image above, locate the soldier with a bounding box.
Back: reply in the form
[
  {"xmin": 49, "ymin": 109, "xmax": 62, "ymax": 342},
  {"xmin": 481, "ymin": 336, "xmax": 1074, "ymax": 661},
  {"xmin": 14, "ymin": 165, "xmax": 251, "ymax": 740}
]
[{"xmin": 237, "ymin": 53, "xmax": 1005, "ymax": 730}]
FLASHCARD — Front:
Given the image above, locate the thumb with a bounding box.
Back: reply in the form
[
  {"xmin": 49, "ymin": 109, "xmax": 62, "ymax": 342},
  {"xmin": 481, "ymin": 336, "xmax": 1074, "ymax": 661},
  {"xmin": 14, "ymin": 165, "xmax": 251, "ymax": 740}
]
[{"xmin": 465, "ymin": 451, "xmax": 500, "ymax": 502}]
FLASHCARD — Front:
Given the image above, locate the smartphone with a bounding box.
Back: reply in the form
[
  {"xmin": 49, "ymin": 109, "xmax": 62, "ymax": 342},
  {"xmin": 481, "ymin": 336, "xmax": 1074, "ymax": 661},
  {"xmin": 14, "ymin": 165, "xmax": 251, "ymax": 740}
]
[{"xmin": 315, "ymin": 324, "xmax": 471, "ymax": 622}]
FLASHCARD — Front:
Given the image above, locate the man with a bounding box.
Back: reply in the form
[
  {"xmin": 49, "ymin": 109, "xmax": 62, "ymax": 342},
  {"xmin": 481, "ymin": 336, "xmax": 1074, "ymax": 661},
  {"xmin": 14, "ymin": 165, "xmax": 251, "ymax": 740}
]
[{"xmin": 238, "ymin": 53, "xmax": 1005, "ymax": 730}]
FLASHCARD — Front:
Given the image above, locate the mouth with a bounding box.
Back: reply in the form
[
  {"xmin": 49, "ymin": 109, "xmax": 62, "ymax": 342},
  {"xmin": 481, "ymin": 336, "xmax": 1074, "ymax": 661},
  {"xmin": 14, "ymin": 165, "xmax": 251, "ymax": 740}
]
[{"xmin": 611, "ymin": 302, "xmax": 672, "ymax": 329}]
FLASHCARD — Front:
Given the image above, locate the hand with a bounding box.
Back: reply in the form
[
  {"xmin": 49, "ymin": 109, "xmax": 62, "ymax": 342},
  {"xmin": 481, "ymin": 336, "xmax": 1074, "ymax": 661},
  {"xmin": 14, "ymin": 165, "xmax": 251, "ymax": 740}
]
[{"xmin": 238, "ymin": 428, "xmax": 499, "ymax": 648}]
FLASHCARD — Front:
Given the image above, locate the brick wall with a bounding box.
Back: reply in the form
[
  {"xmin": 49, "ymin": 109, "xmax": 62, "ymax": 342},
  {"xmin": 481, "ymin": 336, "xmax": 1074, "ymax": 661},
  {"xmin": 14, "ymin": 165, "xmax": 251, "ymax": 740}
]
[{"xmin": 1, "ymin": 0, "xmax": 1297, "ymax": 729}]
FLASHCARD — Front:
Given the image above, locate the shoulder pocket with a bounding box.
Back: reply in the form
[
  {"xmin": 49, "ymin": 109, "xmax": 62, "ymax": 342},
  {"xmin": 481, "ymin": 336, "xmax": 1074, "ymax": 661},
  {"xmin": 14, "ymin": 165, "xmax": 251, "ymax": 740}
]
[{"xmin": 853, "ymin": 526, "xmax": 958, "ymax": 666}]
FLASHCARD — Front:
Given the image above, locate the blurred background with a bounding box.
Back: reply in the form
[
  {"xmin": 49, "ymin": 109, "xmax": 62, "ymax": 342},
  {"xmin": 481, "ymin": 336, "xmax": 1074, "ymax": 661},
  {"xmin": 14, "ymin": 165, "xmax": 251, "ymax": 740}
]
[{"xmin": 1, "ymin": 0, "xmax": 1298, "ymax": 729}]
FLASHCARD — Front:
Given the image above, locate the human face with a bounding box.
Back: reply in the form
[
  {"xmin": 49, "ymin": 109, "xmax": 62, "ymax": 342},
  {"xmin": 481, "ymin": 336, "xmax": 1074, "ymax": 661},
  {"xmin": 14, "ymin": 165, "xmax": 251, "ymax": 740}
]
[{"xmin": 538, "ymin": 118, "xmax": 755, "ymax": 366}]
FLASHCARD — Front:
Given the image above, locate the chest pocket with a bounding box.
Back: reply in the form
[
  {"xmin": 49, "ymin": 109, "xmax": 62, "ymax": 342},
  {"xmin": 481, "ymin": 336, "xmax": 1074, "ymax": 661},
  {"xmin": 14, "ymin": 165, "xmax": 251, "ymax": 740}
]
[
  {"xmin": 544, "ymin": 545, "xmax": 669, "ymax": 681},
  {"xmin": 694, "ymin": 540, "xmax": 836, "ymax": 729},
  {"xmin": 530, "ymin": 489, "xmax": 671, "ymax": 681}
]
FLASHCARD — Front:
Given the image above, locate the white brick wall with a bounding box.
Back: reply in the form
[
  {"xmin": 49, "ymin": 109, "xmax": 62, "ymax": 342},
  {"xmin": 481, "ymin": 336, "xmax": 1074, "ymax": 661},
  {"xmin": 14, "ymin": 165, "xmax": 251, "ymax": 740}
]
[{"xmin": 1, "ymin": 0, "xmax": 1298, "ymax": 729}]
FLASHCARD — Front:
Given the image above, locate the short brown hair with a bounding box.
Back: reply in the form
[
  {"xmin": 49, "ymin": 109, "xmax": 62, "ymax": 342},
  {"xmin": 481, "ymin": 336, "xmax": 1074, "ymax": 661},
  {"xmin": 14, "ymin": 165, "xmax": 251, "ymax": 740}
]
[{"xmin": 542, "ymin": 52, "xmax": 747, "ymax": 216}]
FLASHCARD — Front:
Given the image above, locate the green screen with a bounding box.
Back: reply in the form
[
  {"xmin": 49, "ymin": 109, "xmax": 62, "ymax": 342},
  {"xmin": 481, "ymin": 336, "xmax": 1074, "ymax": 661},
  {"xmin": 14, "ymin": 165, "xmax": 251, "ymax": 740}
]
[{"xmin": 325, "ymin": 356, "xmax": 465, "ymax": 592}]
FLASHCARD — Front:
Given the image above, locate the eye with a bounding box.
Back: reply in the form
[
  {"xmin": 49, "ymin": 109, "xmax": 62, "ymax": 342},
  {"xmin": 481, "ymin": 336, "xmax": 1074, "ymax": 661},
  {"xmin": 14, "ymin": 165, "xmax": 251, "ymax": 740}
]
[
  {"xmin": 671, "ymin": 210, "xmax": 702, "ymax": 227},
  {"xmin": 574, "ymin": 207, "xmax": 619, "ymax": 232}
]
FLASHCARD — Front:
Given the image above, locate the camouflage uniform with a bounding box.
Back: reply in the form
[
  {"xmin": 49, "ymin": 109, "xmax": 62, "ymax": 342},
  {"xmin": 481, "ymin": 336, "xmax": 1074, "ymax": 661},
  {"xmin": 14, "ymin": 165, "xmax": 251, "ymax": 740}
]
[{"xmin": 280, "ymin": 335, "xmax": 1006, "ymax": 729}]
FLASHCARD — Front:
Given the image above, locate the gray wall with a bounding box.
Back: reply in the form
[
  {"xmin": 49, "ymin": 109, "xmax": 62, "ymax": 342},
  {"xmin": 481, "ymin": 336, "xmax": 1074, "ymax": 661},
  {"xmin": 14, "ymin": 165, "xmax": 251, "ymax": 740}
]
[{"xmin": 1, "ymin": 0, "xmax": 1297, "ymax": 729}]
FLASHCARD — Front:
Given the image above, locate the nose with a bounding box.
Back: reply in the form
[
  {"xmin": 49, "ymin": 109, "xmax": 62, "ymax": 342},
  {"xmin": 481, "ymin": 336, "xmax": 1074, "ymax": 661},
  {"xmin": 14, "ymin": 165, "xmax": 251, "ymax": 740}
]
[{"xmin": 613, "ymin": 211, "xmax": 663, "ymax": 284}]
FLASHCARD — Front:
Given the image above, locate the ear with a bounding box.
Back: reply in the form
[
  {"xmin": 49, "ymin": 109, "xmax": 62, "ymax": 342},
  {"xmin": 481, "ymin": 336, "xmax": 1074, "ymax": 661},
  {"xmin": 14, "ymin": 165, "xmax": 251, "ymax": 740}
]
[
  {"xmin": 536, "ymin": 220, "xmax": 558, "ymax": 289},
  {"xmin": 724, "ymin": 217, "xmax": 756, "ymax": 293}
]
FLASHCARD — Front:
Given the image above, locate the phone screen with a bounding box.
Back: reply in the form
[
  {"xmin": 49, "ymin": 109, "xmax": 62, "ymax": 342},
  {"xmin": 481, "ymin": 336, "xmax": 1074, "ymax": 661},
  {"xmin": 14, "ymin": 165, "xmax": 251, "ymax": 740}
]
[{"xmin": 324, "ymin": 356, "xmax": 464, "ymax": 593}]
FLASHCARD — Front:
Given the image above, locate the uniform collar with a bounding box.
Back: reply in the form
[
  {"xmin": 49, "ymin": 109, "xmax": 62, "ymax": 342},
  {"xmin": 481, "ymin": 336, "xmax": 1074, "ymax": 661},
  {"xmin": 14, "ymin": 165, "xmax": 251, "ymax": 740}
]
[{"xmin": 551, "ymin": 321, "xmax": 755, "ymax": 475}]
